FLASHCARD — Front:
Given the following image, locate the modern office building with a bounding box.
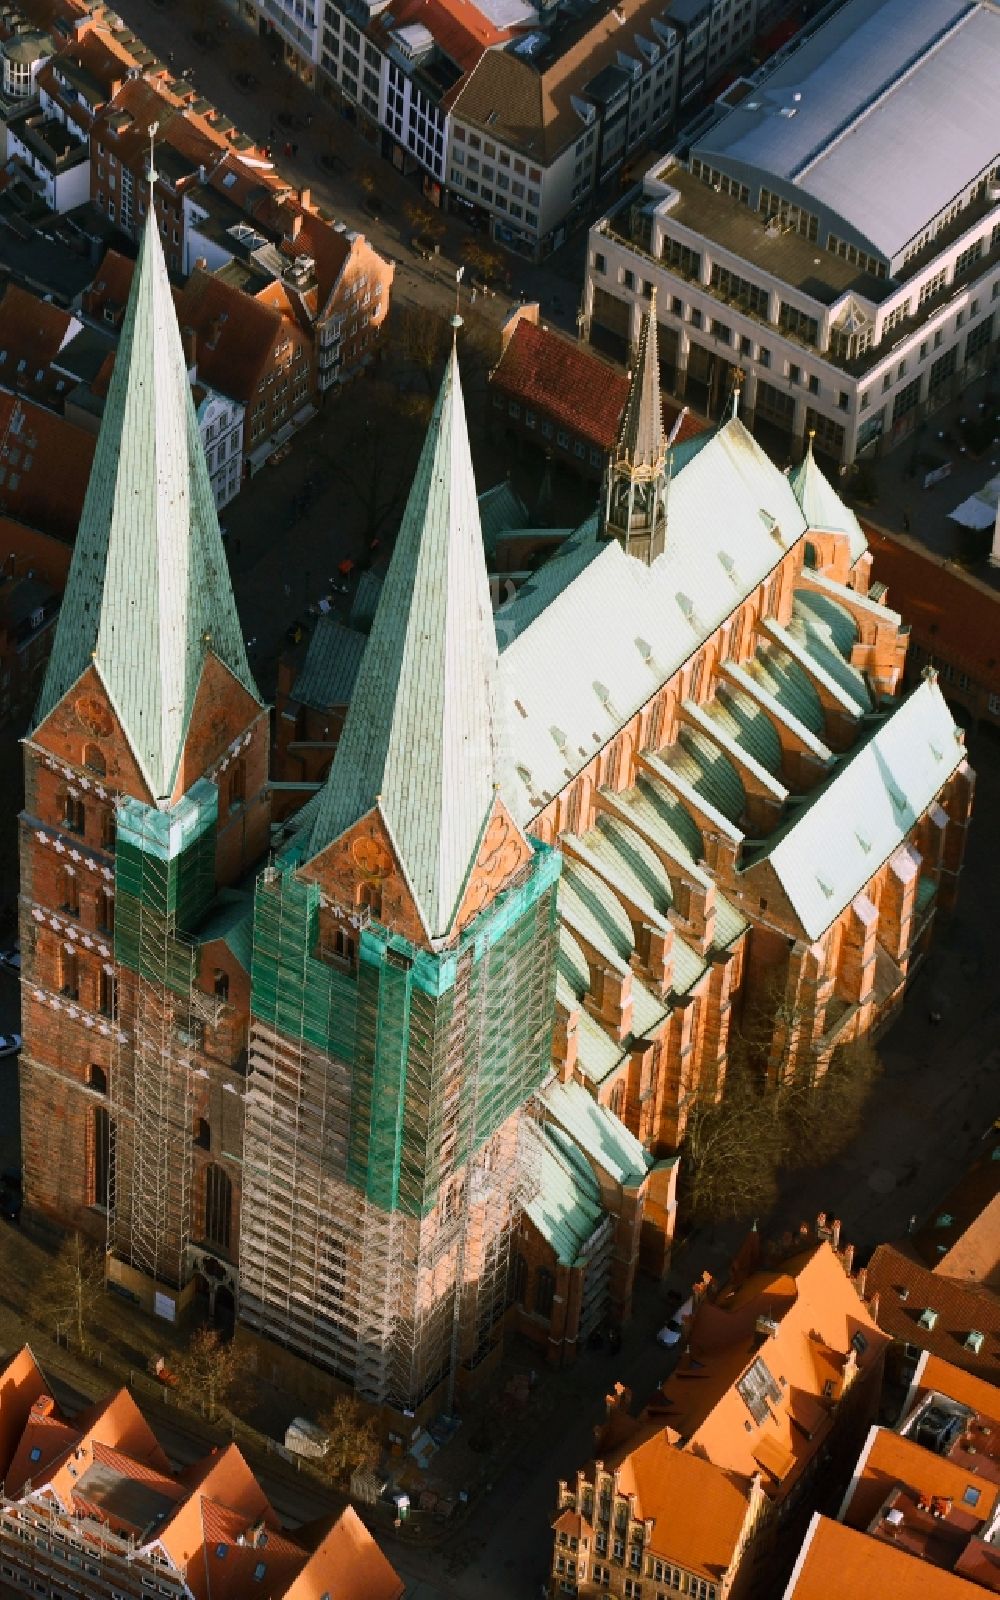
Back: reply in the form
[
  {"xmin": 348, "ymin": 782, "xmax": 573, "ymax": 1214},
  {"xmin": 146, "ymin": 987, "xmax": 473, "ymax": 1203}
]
[{"xmin": 584, "ymin": 0, "xmax": 1000, "ymax": 463}]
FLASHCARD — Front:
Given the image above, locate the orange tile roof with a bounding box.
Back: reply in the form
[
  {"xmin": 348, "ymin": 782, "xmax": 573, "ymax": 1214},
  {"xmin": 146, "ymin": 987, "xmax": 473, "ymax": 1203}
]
[
  {"xmin": 842, "ymin": 1425, "xmax": 999, "ymax": 1534},
  {"xmin": 866, "ymin": 1243, "xmax": 1000, "ymax": 1380},
  {"xmin": 491, "ymin": 318, "xmax": 706, "ymax": 452},
  {"xmin": 866, "ymin": 527, "xmax": 1000, "ymax": 695},
  {"xmin": 913, "ymin": 1354, "xmax": 1000, "ymax": 1422},
  {"xmin": 649, "ymin": 1245, "xmax": 887, "ymax": 1498},
  {"xmin": 283, "ymin": 1507, "xmax": 405, "ymax": 1600},
  {"xmin": 786, "ymin": 1513, "xmax": 987, "ymax": 1600},
  {"xmin": 0, "ymin": 1350, "xmax": 402, "ymax": 1599},
  {"xmin": 604, "ymin": 1430, "xmax": 752, "ymax": 1580},
  {"xmin": 0, "ymin": 1347, "xmax": 49, "ymax": 1482}
]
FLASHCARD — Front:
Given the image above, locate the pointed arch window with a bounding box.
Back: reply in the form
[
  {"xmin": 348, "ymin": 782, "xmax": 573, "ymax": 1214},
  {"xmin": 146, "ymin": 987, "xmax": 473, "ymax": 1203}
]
[
  {"xmin": 92, "ymin": 1105, "xmax": 115, "ymax": 1210},
  {"xmin": 99, "ymin": 965, "xmax": 117, "ymax": 1020},
  {"xmin": 98, "ymin": 888, "xmax": 115, "ymax": 934},
  {"xmin": 534, "ymin": 1267, "xmax": 555, "ymax": 1320},
  {"xmin": 356, "ymin": 882, "xmax": 382, "ymax": 918},
  {"xmin": 61, "ymin": 866, "xmax": 79, "ymax": 917},
  {"xmin": 204, "ymin": 1164, "xmax": 232, "ymax": 1251},
  {"xmin": 64, "ymin": 794, "xmax": 85, "ymax": 835},
  {"xmin": 61, "ymin": 944, "xmax": 78, "ymax": 1000},
  {"xmin": 88, "ymin": 1063, "xmax": 107, "ymax": 1094}
]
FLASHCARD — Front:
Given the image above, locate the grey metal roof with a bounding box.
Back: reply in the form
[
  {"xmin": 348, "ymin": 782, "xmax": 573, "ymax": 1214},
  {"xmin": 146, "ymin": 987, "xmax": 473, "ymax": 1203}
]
[
  {"xmin": 693, "ymin": 0, "xmax": 1000, "ymax": 259},
  {"xmin": 306, "ymin": 342, "xmax": 519, "ymax": 943},
  {"xmin": 34, "ymin": 210, "xmax": 259, "ymax": 801}
]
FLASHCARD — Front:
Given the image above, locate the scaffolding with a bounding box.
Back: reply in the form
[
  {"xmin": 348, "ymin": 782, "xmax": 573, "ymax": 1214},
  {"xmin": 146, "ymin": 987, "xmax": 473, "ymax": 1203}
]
[
  {"xmin": 240, "ymin": 843, "xmax": 560, "ymax": 1410},
  {"xmin": 109, "ymin": 780, "xmax": 222, "ymax": 1289}
]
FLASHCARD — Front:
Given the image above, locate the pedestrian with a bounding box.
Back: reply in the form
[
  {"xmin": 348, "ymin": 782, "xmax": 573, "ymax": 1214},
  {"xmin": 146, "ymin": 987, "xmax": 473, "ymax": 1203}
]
[
  {"xmin": 902, "ymin": 511, "xmax": 911, "ymax": 532},
  {"xmin": 306, "ymin": 114, "xmax": 313, "ymax": 129}
]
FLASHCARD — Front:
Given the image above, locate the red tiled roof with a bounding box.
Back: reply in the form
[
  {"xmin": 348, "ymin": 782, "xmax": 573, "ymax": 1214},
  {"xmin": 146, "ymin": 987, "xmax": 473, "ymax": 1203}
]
[
  {"xmin": 176, "ymin": 269, "xmax": 285, "ymax": 405},
  {"xmin": 0, "ymin": 393, "xmax": 95, "ymax": 541},
  {"xmin": 371, "ymin": 0, "xmax": 511, "ymax": 76},
  {"xmin": 867, "ymin": 1243, "xmax": 1000, "ymax": 1380},
  {"xmin": 491, "ymin": 319, "xmax": 706, "ymax": 452},
  {"xmin": 83, "ymin": 248, "xmax": 136, "ymax": 326},
  {"xmin": 866, "ymin": 527, "xmax": 1000, "ymax": 694},
  {"xmin": 908, "ymin": 1126, "xmax": 1000, "ymax": 1290}
]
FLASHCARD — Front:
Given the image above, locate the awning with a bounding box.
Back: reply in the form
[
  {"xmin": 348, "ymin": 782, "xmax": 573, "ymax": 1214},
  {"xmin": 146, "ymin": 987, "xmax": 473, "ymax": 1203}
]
[{"xmin": 949, "ymin": 475, "xmax": 1000, "ymax": 530}]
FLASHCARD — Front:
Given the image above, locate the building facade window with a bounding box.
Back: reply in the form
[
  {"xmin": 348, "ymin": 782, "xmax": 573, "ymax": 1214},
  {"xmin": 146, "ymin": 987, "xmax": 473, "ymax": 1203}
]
[
  {"xmin": 93, "ymin": 1105, "xmax": 115, "ymax": 1210},
  {"xmin": 204, "ymin": 1163, "xmax": 232, "ymax": 1251}
]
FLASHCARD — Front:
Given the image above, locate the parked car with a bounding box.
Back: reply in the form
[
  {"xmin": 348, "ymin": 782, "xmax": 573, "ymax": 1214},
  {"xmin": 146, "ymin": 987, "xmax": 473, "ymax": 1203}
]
[
  {"xmin": 0, "ymin": 944, "xmax": 20, "ymax": 973},
  {"xmin": 0, "ymin": 1033, "xmax": 20, "ymax": 1058}
]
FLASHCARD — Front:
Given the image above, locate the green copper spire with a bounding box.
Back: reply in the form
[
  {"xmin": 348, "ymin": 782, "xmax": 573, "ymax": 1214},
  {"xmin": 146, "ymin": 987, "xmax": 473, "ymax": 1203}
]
[
  {"xmin": 34, "ymin": 205, "xmax": 259, "ymax": 802},
  {"xmin": 307, "ymin": 339, "xmax": 516, "ymax": 943}
]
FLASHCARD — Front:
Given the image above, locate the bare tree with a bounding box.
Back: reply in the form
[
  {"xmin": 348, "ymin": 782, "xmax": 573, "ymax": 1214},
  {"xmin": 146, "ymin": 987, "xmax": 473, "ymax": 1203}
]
[
  {"xmin": 392, "ymin": 306, "xmax": 449, "ymax": 394},
  {"xmin": 316, "ymin": 1394, "xmax": 381, "ymax": 1487},
  {"xmin": 680, "ymin": 1064, "xmax": 784, "ymax": 1226},
  {"xmin": 174, "ymin": 1327, "xmax": 243, "ymax": 1423},
  {"xmin": 778, "ymin": 1033, "xmax": 882, "ymax": 1168},
  {"xmin": 461, "ymin": 238, "xmax": 505, "ymax": 285},
  {"xmin": 42, "ymin": 1233, "xmax": 105, "ymax": 1350}
]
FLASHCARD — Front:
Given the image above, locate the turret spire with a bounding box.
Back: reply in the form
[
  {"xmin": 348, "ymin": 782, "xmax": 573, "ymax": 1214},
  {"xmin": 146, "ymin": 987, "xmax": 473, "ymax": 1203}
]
[
  {"xmin": 306, "ymin": 343, "xmax": 517, "ymax": 943},
  {"xmin": 34, "ymin": 206, "xmax": 259, "ymax": 801},
  {"xmin": 603, "ymin": 294, "xmax": 668, "ymax": 564}
]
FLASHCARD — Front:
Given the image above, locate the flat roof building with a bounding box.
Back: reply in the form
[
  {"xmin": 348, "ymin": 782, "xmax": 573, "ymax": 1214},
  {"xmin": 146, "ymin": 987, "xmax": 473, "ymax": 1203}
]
[{"xmin": 584, "ymin": 0, "xmax": 1000, "ymax": 464}]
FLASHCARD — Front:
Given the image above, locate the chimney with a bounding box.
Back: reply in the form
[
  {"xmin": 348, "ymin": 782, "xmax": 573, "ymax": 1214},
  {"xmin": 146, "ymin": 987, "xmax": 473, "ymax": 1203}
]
[
  {"xmin": 288, "ymin": 212, "xmax": 303, "ymax": 243},
  {"xmin": 604, "ymin": 1382, "xmax": 632, "ymax": 1416},
  {"xmin": 194, "ymin": 256, "xmax": 207, "ymax": 272},
  {"xmin": 30, "ymin": 1395, "xmax": 56, "ymax": 1419},
  {"xmin": 299, "ymin": 186, "xmax": 311, "ymax": 211}
]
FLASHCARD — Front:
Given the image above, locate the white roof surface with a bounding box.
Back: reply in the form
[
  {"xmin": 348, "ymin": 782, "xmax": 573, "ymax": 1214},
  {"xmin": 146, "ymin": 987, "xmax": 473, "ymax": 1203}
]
[
  {"xmin": 693, "ymin": 0, "xmax": 1000, "ymax": 259},
  {"xmin": 497, "ymin": 417, "xmax": 807, "ymax": 823}
]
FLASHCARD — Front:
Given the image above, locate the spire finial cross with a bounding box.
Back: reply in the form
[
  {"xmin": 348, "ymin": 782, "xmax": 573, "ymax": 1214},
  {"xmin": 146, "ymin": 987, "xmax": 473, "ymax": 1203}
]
[{"xmin": 147, "ymin": 121, "xmax": 159, "ymax": 199}]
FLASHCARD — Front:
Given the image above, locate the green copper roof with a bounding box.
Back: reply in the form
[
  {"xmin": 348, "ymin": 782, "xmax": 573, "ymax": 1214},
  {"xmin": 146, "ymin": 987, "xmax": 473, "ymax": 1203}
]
[
  {"xmin": 307, "ymin": 342, "xmax": 517, "ymax": 942},
  {"xmin": 789, "ymin": 438, "xmax": 868, "ymax": 565},
  {"xmin": 34, "ymin": 209, "xmax": 258, "ymax": 800}
]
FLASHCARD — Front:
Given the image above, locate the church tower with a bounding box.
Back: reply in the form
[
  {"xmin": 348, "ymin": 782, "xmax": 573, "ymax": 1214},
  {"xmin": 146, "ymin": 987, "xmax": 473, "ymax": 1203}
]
[
  {"xmin": 240, "ymin": 335, "xmax": 560, "ymax": 1412},
  {"xmin": 603, "ymin": 294, "xmax": 668, "ymax": 563},
  {"xmin": 19, "ymin": 182, "xmax": 269, "ymax": 1314}
]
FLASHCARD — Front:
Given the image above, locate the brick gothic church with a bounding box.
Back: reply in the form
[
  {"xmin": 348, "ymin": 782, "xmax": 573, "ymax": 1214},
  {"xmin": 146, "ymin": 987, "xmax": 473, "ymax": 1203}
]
[{"xmin": 18, "ymin": 204, "xmax": 972, "ymax": 1415}]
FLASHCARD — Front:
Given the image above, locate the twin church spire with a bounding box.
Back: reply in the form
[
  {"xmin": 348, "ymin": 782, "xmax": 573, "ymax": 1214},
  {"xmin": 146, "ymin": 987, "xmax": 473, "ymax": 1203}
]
[{"xmin": 34, "ymin": 173, "xmax": 258, "ymax": 803}]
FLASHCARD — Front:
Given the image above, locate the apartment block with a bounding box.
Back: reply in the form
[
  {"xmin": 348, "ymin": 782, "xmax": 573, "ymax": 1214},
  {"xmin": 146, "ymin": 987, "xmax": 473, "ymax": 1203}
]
[
  {"xmin": 783, "ymin": 1354, "xmax": 1000, "ymax": 1600},
  {"xmin": 550, "ymin": 1226, "xmax": 887, "ymax": 1598},
  {"xmin": 0, "ymin": 1345, "xmax": 403, "ymax": 1600},
  {"xmin": 585, "ymin": 0, "xmax": 1000, "ymax": 464}
]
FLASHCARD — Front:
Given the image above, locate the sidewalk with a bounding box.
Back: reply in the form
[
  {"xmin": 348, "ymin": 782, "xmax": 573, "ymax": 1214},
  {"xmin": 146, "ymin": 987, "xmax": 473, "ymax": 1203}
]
[{"xmin": 851, "ymin": 368, "xmax": 1000, "ymax": 567}]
